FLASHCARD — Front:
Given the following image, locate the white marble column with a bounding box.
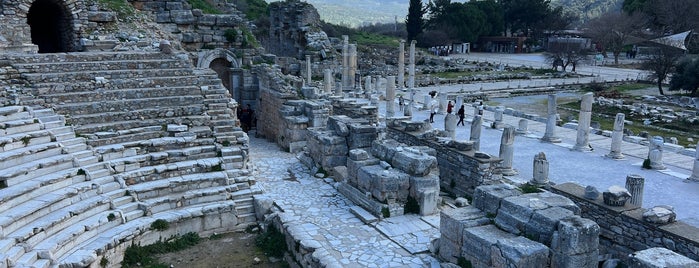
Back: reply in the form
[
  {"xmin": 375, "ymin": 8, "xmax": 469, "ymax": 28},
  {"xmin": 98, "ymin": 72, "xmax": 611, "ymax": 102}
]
[
  {"xmin": 341, "ymin": 35, "xmax": 349, "ymax": 91},
  {"xmin": 404, "ymin": 90, "xmax": 414, "ymax": 117},
  {"xmin": 470, "ymin": 115, "xmax": 482, "ymax": 151},
  {"xmin": 493, "ymin": 107, "xmax": 504, "ymax": 129},
  {"xmin": 305, "ymin": 55, "xmax": 312, "ymax": 84},
  {"xmin": 648, "ymin": 136, "xmax": 666, "ymax": 170},
  {"xmin": 456, "ymin": 95, "xmax": 464, "ymax": 110},
  {"xmin": 607, "ymin": 113, "xmax": 625, "ymax": 159},
  {"xmin": 323, "ymin": 69, "xmax": 333, "ymax": 94},
  {"xmin": 516, "ymin": 119, "xmax": 528, "ymax": 135},
  {"xmin": 365, "ymin": 76, "xmax": 372, "ymax": 93},
  {"xmin": 445, "ymin": 114, "xmax": 458, "ymax": 139},
  {"xmin": 423, "ymin": 95, "xmax": 431, "ymax": 110},
  {"xmin": 408, "ymin": 40, "xmax": 416, "ymax": 89},
  {"xmin": 497, "ymin": 126, "xmax": 518, "ymax": 176},
  {"xmin": 398, "ymin": 40, "xmax": 405, "ymax": 90},
  {"xmin": 573, "ymin": 92, "xmax": 594, "ymax": 151},
  {"xmin": 689, "ymin": 143, "xmax": 699, "ymax": 181},
  {"xmin": 531, "ymin": 152, "xmax": 549, "ymax": 185},
  {"xmin": 349, "ymin": 44, "xmax": 357, "ymax": 91},
  {"xmin": 625, "ymin": 174, "xmax": 644, "ymax": 207},
  {"xmin": 439, "ymin": 92, "xmax": 447, "ymax": 114},
  {"xmin": 386, "ymin": 76, "xmax": 396, "ymax": 118},
  {"xmin": 541, "ymin": 94, "xmax": 561, "ymax": 143}
]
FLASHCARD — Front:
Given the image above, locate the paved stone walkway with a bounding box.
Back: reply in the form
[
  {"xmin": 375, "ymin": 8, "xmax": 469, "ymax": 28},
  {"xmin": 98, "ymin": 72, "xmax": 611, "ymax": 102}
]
[{"xmin": 249, "ymin": 136, "xmax": 441, "ymax": 267}]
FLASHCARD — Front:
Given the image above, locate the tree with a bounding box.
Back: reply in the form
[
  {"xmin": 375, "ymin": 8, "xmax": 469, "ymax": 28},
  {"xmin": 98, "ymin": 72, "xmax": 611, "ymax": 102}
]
[
  {"xmin": 669, "ymin": 56, "xmax": 699, "ymax": 96},
  {"xmin": 585, "ymin": 12, "xmax": 647, "ymax": 65},
  {"xmin": 472, "ymin": 0, "xmax": 504, "ymax": 36},
  {"xmin": 642, "ymin": 46, "xmax": 684, "ymax": 95},
  {"xmin": 545, "ymin": 40, "xmax": 590, "ymax": 72},
  {"xmin": 500, "ymin": 0, "xmax": 550, "ymax": 37},
  {"xmin": 622, "ymin": 0, "xmax": 649, "ymax": 14},
  {"xmin": 406, "ymin": 0, "xmax": 426, "ymax": 42}
]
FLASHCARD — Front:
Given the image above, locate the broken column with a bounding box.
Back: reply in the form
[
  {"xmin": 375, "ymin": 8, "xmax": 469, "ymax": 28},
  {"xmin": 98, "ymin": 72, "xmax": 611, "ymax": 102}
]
[
  {"xmin": 470, "ymin": 115, "xmax": 482, "ymax": 151},
  {"xmin": 423, "ymin": 95, "xmax": 431, "ymax": 110},
  {"xmin": 493, "ymin": 107, "xmax": 504, "ymax": 129},
  {"xmin": 439, "ymin": 92, "xmax": 448, "ymax": 114},
  {"xmin": 323, "ymin": 69, "xmax": 333, "ymax": 94},
  {"xmin": 365, "ymin": 76, "xmax": 372, "ymax": 93},
  {"xmin": 689, "ymin": 143, "xmax": 699, "ymax": 181},
  {"xmin": 531, "ymin": 152, "xmax": 549, "ymax": 185},
  {"xmin": 496, "ymin": 126, "xmax": 517, "ymax": 176},
  {"xmin": 573, "ymin": 92, "xmax": 594, "ymax": 151},
  {"xmin": 606, "ymin": 113, "xmax": 625, "ymax": 159},
  {"xmin": 625, "ymin": 174, "xmax": 644, "ymax": 207},
  {"xmin": 341, "ymin": 35, "xmax": 349, "ymax": 91},
  {"xmin": 349, "ymin": 44, "xmax": 358, "ymax": 91},
  {"xmin": 445, "ymin": 113, "xmax": 458, "ymax": 139},
  {"xmin": 541, "ymin": 94, "xmax": 561, "ymax": 143},
  {"xmin": 386, "ymin": 76, "xmax": 396, "ymax": 117},
  {"xmin": 398, "ymin": 40, "xmax": 405, "ymax": 90},
  {"xmin": 408, "ymin": 40, "xmax": 416, "ymax": 89},
  {"xmin": 404, "ymin": 90, "xmax": 413, "ymax": 117},
  {"xmin": 456, "ymin": 95, "xmax": 464, "ymax": 110},
  {"xmin": 648, "ymin": 136, "xmax": 666, "ymax": 170},
  {"xmin": 305, "ymin": 55, "xmax": 312, "ymax": 84},
  {"xmin": 550, "ymin": 216, "xmax": 600, "ymax": 268},
  {"xmin": 516, "ymin": 119, "xmax": 528, "ymax": 135}
]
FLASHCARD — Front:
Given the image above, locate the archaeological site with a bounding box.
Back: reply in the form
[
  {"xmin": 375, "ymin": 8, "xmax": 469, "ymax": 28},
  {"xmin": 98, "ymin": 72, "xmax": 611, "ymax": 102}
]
[{"xmin": 1, "ymin": 0, "xmax": 699, "ymax": 267}]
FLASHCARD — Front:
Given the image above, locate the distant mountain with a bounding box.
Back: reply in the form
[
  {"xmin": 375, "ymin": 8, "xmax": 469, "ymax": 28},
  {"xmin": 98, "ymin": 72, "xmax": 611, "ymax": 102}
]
[{"xmin": 264, "ymin": 0, "xmax": 623, "ymax": 28}]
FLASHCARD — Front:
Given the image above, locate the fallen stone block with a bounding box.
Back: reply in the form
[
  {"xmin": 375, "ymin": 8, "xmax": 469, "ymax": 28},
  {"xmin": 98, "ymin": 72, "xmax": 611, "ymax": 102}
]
[
  {"xmin": 461, "ymin": 225, "xmax": 516, "ymax": 268},
  {"xmin": 628, "ymin": 247, "xmax": 699, "ymax": 268},
  {"xmin": 491, "ymin": 236, "xmax": 549, "ymax": 268},
  {"xmin": 551, "ymin": 216, "xmax": 600, "ymax": 255},
  {"xmin": 472, "ymin": 184, "xmax": 521, "ymax": 215}
]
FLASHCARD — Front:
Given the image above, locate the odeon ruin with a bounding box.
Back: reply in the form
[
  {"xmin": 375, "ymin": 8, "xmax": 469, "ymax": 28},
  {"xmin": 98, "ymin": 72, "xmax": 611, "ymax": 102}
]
[{"xmin": 1, "ymin": 0, "xmax": 699, "ymax": 267}]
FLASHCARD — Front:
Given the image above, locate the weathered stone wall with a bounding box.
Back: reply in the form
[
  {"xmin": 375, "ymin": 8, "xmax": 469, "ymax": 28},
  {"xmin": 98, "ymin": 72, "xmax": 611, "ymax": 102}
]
[
  {"xmin": 266, "ymin": 0, "xmax": 330, "ymax": 59},
  {"xmin": 386, "ymin": 122, "xmax": 501, "ymax": 197},
  {"xmin": 330, "ymin": 98, "xmax": 379, "ymax": 125},
  {"xmin": 551, "ymin": 182, "xmax": 699, "ymax": 262}
]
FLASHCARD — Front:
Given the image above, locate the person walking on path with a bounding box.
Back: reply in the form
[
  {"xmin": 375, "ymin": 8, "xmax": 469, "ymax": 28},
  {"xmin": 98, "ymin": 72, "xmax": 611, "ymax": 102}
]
[{"xmin": 457, "ymin": 105, "xmax": 465, "ymax": 126}]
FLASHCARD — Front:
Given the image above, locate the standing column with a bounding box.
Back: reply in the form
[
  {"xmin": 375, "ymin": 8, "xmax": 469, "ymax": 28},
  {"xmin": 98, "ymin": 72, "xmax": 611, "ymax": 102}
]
[
  {"xmin": 323, "ymin": 69, "xmax": 333, "ymax": 94},
  {"xmin": 493, "ymin": 107, "xmax": 504, "ymax": 129},
  {"xmin": 625, "ymin": 174, "xmax": 645, "ymax": 207},
  {"xmin": 573, "ymin": 92, "xmax": 594, "ymax": 151},
  {"xmin": 516, "ymin": 119, "xmax": 528, "ymax": 135},
  {"xmin": 541, "ymin": 94, "xmax": 561, "ymax": 143},
  {"xmin": 386, "ymin": 76, "xmax": 396, "ymax": 117},
  {"xmin": 365, "ymin": 76, "xmax": 372, "ymax": 93},
  {"xmin": 607, "ymin": 113, "xmax": 626, "ymax": 159},
  {"xmin": 456, "ymin": 95, "xmax": 464, "ymax": 111},
  {"xmin": 305, "ymin": 55, "xmax": 312, "ymax": 84},
  {"xmin": 496, "ymin": 126, "xmax": 518, "ymax": 176},
  {"xmin": 408, "ymin": 40, "xmax": 416, "ymax": 89},
  {"xmin": 470, "ymin": 115, "xmax": 482, "ymax": 151},
  {"xmin": 445, "ymin": 114, "xmax": 458, "ymax": 139},
  {"xmin": 689, "ymin": 143, "xmax": 699, "ymax": 181},
  {"xmin": 530, "ymin": 152, "xmax": 549, "ymax": 186},
  {"xmin": 398, "ymin": 40, "xmax": 405, "ymax": 90},
  {"xmin": 648, "ymin": 136, "xmax": 666, "ymax": 170},
  {"xmin": 349, "ymin": 44, "xmax": 357, "ymax": 91},
  {"xmin": 423, "ymin": 95, "xmax": 431, "ymax": 110},
  {"xmin": 439, "ymin": 92, "xmax": 447, "ymax": 114},
  {"xmin": 341, "ymin": 35, "xmax": 349, "ymax": 90}
]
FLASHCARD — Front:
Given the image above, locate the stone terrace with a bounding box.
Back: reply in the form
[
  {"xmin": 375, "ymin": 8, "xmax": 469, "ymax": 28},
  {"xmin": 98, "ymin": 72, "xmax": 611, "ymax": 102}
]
[{"xmin": 0, "ymin": 51, "xmax": 257, "ymax": 268}]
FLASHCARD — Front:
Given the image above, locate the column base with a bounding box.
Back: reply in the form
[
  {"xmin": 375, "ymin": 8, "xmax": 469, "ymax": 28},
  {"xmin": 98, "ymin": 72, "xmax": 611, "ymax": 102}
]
[
  {"xmin": 572, "ymin": 144, "xmax": 593, "ymax": 152},
  {"xmin": 495, "ymin": 168, "xmax": 518, "ymax": 176},
  {"xmin": 605, "ymin": 152, "xmax": 625, "ymax": 159},
  {"xmin": 540, "ymin": 136, "xmax": 561, "ymax": 143}
]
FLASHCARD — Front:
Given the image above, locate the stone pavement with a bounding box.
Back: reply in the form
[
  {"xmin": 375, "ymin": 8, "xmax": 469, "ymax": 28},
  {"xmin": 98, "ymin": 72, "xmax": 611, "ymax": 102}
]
[{"xmin": 249, "ymin": 135, "xmax": 441, "ymax": 267}]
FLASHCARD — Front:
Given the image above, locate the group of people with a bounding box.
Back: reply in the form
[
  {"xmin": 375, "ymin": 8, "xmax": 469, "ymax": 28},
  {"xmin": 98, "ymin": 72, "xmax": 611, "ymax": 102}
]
[
  {"xmin": 237, "ymin": 104, "xmax": 255, "ymax": 132},
  {"xmin": 429, "ymin": 99, "xmax": 484, "ymax": 126}
]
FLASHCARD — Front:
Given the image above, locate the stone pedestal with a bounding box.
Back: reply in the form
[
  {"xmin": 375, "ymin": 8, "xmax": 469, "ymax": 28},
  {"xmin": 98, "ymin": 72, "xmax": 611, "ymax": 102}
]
[
  {"xmin": 573, "ymin": 92, "xmax": 594, "ymax": 151},
  {"xmin": 690, "ymin": 144, "xmax": 699, "ymax": 181},
  {"xmin": 305, "ymin": 55, "xmax": 312, "ymax": 84},
  {"xmin": 445, "ymin": 114, "xmax": 458, "ymax": 139},
  {"xmin": 625, "ymin": 174, "xmax": 644, "ymax": 207},
  {"xmin": 530, "ymin": 152, "xmax": 549, "ymax": 185},
  {"xmin": 323, "ymin": 69, "xmax": 333, "ymax": 94},
  {"xmin": 516, "ymin": 119, "xmax": 528, "ymax": 134},
  {"xmin": 386, "ymin": 76, "xmax": 396, "ymax": 118},
  {"xmin": 606, "ymin": 113, "xmax": 625, "ymax": 159},
  {"xmin": 470, "ymin": 115, "xmax": 482, "ymax": 151},
  {"xmin": 541, "ymin": 94, "xmax": 561, "ymax": 143},
  {"xmin": 398, "ymin": 40, "xmax": 405, "ymax": 90},
  {"xmin": 648, "ymin": 136, "xmax": 666, "ymax": 170},
  {"xmin": 493, "ymin": 107, "xmax": 505, "ymax": 129},
  {"xmin": 496, "ymin": 126, "xmax": 518, "ymax": 176},
  {"xmin": 408, "ymin": 40, "xmax": 416, "ymax": 89}
]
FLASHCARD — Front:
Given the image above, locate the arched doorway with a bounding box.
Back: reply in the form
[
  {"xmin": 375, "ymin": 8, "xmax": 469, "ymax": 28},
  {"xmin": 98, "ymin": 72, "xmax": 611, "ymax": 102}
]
[
  {"xmin": 209, "ymin": 58, "xmax": 233, "ymax": 92},
  {"xmin": 27, "ymin": 0, "xmax": 74, "ymax": 53}
]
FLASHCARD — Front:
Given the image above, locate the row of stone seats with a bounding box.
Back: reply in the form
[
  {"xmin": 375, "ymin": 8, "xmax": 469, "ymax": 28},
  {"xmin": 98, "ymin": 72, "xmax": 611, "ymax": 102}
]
[
  {"xmin": 2, "ymin": 51, "xmax": 183, "ymax": 64},
  {"xmin": 11, "ymin": 58, "xmax": 189, "ymax": 74}
]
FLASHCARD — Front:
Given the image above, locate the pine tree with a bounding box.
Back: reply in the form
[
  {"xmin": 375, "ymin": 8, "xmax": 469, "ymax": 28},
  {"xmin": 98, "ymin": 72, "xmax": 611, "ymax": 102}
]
[{"xmin": 406, "ymin": 0, "xmax": 425, "ymax": 43}]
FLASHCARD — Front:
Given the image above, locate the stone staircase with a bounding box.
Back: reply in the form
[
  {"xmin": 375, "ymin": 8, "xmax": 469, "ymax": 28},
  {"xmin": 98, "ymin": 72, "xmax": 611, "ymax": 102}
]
[{"xmin": 0, "ymin": 51, "xmax": 258, "ymax": 268}]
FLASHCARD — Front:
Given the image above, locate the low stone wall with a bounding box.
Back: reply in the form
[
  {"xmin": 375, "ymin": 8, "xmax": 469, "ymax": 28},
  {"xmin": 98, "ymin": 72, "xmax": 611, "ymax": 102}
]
[
  {"xmin": 551, "ymin": 182, "xmax": 699, "ymax": 262},
  {"xmin": 386, "ymin": 123, "xmax": 501, "ymax": 197},
  {"xmin": 330, "ymin": 98, "xmax": 379, "ymax": 125}
]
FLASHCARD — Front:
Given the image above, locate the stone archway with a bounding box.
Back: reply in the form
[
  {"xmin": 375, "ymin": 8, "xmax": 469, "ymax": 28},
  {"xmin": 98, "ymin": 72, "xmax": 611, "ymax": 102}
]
[
  {"xmin": 27, "ymin": 0, "xmax": 75, "ymax": 53},
  {"xmin": 197, "ymin": 49, "xmax": 245, "ymax": 101}
]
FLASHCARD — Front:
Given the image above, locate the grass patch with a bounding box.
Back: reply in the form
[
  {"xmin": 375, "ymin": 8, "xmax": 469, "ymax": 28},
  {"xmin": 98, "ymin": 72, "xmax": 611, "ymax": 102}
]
[
  {"xmin": 186, "ymin": 0, "xmax": 221, "ymax": 14},
  {"xmin": 95, "ymin": 0, "xmax": 135, "ymax": 19},
  {"xmin": 404, "ymin": 196, "xmax": 420, "ymax": 214},
  {"xmin": 350, "ymin": 31, "xmax": 400, "ymax": 47},
  {"xmin": 122, "ymin": 232, "xmax": 201, "ymax": 268},
  {"xmin": 255, "ymin": 225, "xmax": 287, "ymax": 258},
  {"xmin": 520, "ymin": 184, "xmax": 543, "ymax": 194},
  {"xmin": 613, "ymin": 83, "xmax": 652, "ymax": 92},
  {"xmin": 241, "ymin": 28, "xmax": 260, "ymax": 48},
  {"xmin": 381, "ymin": 206, "xmax": 391, "ymax": 218}
]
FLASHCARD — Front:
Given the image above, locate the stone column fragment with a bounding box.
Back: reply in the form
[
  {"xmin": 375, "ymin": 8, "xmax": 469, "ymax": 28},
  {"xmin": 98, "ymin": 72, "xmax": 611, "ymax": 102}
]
[
  {"xmin": 541, "ymin": 94, "xmax": 561, "ymax": 143},
  {"xmin": 398, "ymin": 40, "xmax": 405, "ymax": 90},
  {"xmin": 470, "ymin": 115, "xmax": 482, "ymax": 151},
  {"xmin": 625, "ymin": 174, "xmax": 644, "ymax": 207},
  {"xmin": 493, "ymin": 107, "xmax": 504, "ymax": 129},
  {"xmin": 323, "ymin": 69, "xmax": 333, "ymax": 94},
  {"xmin": 573, "ymin": 92, "xmax": 594, "ymax": 151},
  {"xmin": 531, "ymin": 152, "xmax": 549, "ymax": 185},
  {"xmin": 305, "ymin": 55, "xmax": 312, "ymax": 84},
  {"xmin": 648, "ymin": 136, "xmax": 666, "ymax": 170},
  {"xmin": 690, "ymin": 143, "xmax": 699, "ymax": 181},
  {"xmin": 445, "ymin": 114, "xmax": 458, "ymax": 139},
  {"xmin": 516, "ymin": 119, "xmax": 528, "ymax": 135},
  {"xmin": 439, "ymin": 92, "xmax": 447, "ymax": 114},
  {"xmin": 496, "ymin": 126, "xmax": 518, "ymax": 175},
  {"xmin": 408, "ymin": 40, "xmax": 416, "ymax": 89},
  {"xmin": 607, "ymin": 113, "xmax": 626, "ymax": 159},
  {"xmin": 349, "ymin": 44, "xmax": 357, "ymax": 91},
  {"xmin": 386, "ymin": 76, "xmax": 396, "ymax": 117},
  {"xmin": 365, "ymin": 76, "xmax": 372, "ymax": 93},
  {"xmin": 341, "ymin": 35, "xmax": 349, "ymax": 91}
]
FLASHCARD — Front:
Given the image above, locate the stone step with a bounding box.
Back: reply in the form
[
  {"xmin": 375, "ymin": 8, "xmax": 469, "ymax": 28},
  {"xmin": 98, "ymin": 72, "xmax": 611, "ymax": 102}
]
[
  {"xmin": 69, "ymin": 108, "xmax": 209, "ymax": 130},
  {"xmin": 41, "ymin": 85, "xmax": 203, "ymax": 104},
  {"xmin": 0, "ymin": 168, "xmax": 82, "ymax": 215},
  {"xmin": 53, "ymin": 132, "xmax": 77, "ymax": 142},
  {"xmin": 0, "ymin": 110, "xmax": 31, "ymax": 124},
  {"xmin": 5, "ymin": 246, "xmax": 25, "ymax": 267},
  {"xmin": 129, "ymin": 171, "xmax": 229, "ymax": 200},
  {"xmin": 117, "ymin": 158, "xmax": 222, "ymax": 185},
  {"xmin": 237, "ymin": 213, "xmax": 256, "ymax": 224},
  {"xmin": 0, "ymin": 106, "xmax": 26, "ymax": 117},
  {"xmin": 123, "ymin": 209, "xmax": 145, "ymax": 222},
  {"xmin": 0, "ymin": 143, "xmax": 64, "ymax": 170},
  {"xmin": 16, "ymin": 250, "xmax": 38, "ymax": 265},
  {"xmin": 0, "ymin": 129, "xmax": 53, "ymax": 152},
  {"xmin": 1, "ymin": 118, "xmax": 42, "ymax": 135},
  {"xmin": 28, "ymin": 108, "xmax": 59, "ymax": 119},
  {"xmin": 2, "ymin": 51, "xmax": 181, "ymax": 64},
  {"xmin": 13, "ymin": 58, "xmax": 188, "ymax": 73},
  {"xmin": 30, "ymin": 258, "xmax": 51, "ymax": 268},
  {"xmin": 28, "ymin": 74, "xmax": 220, "ymax": 95},
  {"xmin": 48, "ymin": 126, "xmax": 75, "ymax": 136},
  {"xmin": 236, "ymin": 204, "xmax": 254, "ymax": 215},
  {"xmin": 21, "ymin": 68, "xmax": 196, "ymax": 84},
  {"xmin": 86, "ymin": 130, "xmax": 164, "ymax": 148},
  {"xmin": 57, "ymin": 96, "xmax": 206, "ymax": 116},
  {"xmin": 140, "ymin": 185, "xmax": 235, "ymax": 215},
  {"xmin": 2, "ymin": 153, "xmax": 76, "ymax": 187}
]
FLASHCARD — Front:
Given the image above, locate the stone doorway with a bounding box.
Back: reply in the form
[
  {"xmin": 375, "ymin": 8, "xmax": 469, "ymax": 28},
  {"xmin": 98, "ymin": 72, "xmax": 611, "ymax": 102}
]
[
  {"xmin": 209, "ymin": 58, "xmax": 233, "ymax": 93},
  {"xmin": 27, "ymin": 0, "xmax": 75, "ymax": 53}
]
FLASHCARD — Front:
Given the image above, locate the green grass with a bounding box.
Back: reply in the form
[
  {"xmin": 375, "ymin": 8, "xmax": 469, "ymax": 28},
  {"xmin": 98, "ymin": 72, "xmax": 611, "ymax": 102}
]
[
  {"xmin": 96, "ymin": 0, "xmax": 135, "ymax": 19},
  {"xmin": 122, "ymin": 232, "xmax": 201, "ymax": 268},
  {"xmin": 187, "ymin": 0, "xmax": 221, "ymax": 14},
  {"xmin": 350, "ymin": 31, "xmax": 400, "ymax": 47},
  {"xmin": 613, "ymin": 83, "xmax": 652, "ymax": 92}
]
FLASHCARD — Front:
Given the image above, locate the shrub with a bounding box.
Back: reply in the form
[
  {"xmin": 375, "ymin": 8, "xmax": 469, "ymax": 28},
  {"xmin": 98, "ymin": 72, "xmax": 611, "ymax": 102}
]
[
  {"xmin": 255, "ymin": 225, "xmax": 287, "ymax": 258},
  {"xmin": 381, "ymin": 206, "xmax": 390, "ymax": 218},
  {"xmin": 404, "ymin": 196, "xmax": 420, "ymax": 214},
  {"xmin": 151, "ymin": 219, "xmax": 169, "ymax": 231},
  {"xmin": 642, "ymin": 158, "xmax": 652, "ymax": 169}
]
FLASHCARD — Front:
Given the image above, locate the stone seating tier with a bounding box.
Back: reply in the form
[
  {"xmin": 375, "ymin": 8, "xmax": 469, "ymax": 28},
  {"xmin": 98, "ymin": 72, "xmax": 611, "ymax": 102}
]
[
  {"xmin": 1, "ymin": 51, "xmax": 183, "ymax": 64},
  {"xmin": 25, "ymin": 74, "xmax": 220, "ymax": 96},
  {"xmin": 38, "ymin": 86, "xmax": 204, "ymax": 105},
  {"xmin": 20, "ymin": 68, "xmax": 196, "ymax": 84},
  {"xmin": 70, "ymin": 110, "xmax": 209, "ymax": 132},
  {"xmin": 56, "ymin": 96, "xmax": 206, "ymax": 116},
  {"xmin": 11, "ymin": 58, "xmax": 189, "ymax": 74}
]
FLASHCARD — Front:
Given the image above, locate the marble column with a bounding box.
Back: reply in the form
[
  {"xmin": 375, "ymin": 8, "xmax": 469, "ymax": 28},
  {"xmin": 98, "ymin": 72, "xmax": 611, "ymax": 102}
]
[
  {"xmin": 456, "ymin": 95, "xmax": 464, "ymax": 111},
  {"xmin": 573, "ymin": 92, "xmax": 594, "ymax": 151},
  {"xmin": 365, "ymin": 76, "xmax": 372, "ymax": 93},
  {"xmin": 497, "ymin": 126, "xmax": 518, "ymax": 176},
  {"xmin": 404, "ymin": 90, "xmax": 414, "ymax": 117},
  {"xmin": 408, "ymin": 40, "xmax": 416, "ymax": 89},
  {"xmin": 439, "ymin": 92, "xmax": 447, "ymax": 114},
  {"xmin": 341, "ymin": 35, "xmax": 349, "ymax": 91},
  {"xmin": 470, "ymin": 115, "xmax": 482, "ymax": 151},
  {"xmin": 423, "ymin": 95, "xmax": 431, "ymax": 110},
  {"xmin": 493, "ymin": 107, "xmax": 504, "ymax": 129},
  {"xmin": 531, "ymin": 152, "xmax": 549, "ymax": 186},
  {"xmin": 386, "ymin": 76, "xmax": 396, "ymax": 117},
  {"xmin": 516, "ymin": 119, "xmax": 528, "ymax": 135},
  {"xmin": 541, "ymin": 94, "xmax": 561, "ymax": 143},
  {"xmin": 648, "ymin": 136, "xmax": 666, "ymax": 170},
  {"xmin": 445, "ymin": 114, "xmax": 458, "ymax": 139},
  {"xmin": 689, "ymin": 143, "xmax": 699, "ymax": 181},
  {"xmin": 335, "ymin": 81, "xmax": 342, "ymax": 95},
  {"xmin": 323, "ymin": 69, "xmax": 333, "ymax": 94},
  {"xmin": 305, "ymin": 55, "xmax": 312, "ymax": 84},
  {"xmin": 625, "ymin": 174, "xmax": 645, "ymax": 207},
  {"xmin": 349, "ymin": 44, "xmax": 358, "ymax": 91},
  {"xmin": 398, "ymin": 40, "xmax": 405, "ymax": 90},
  {"xmin": 607, "ymin": 113, "xmax": 626, "ymax": 159}
]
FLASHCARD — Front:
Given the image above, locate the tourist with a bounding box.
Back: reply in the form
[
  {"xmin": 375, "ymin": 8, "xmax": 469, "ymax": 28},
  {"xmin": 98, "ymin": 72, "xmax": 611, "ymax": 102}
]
[
  {"xmin": 447, "ymin": 101, "xmax": 454, "ymax": 114},
  {"xmin": 477, "ymin": 101, "xmax": 484, "ymax": 115},
  {"xmin": 398, "ymin": 95, "xmax": 404, "ymax": 111},
  {"xmin": 430, "ymin": 104, "xmax": 436, "ymax": 123},
  {"xmin": 457, "ymin": 105, "xmax": 465, "ymax": 126}
]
